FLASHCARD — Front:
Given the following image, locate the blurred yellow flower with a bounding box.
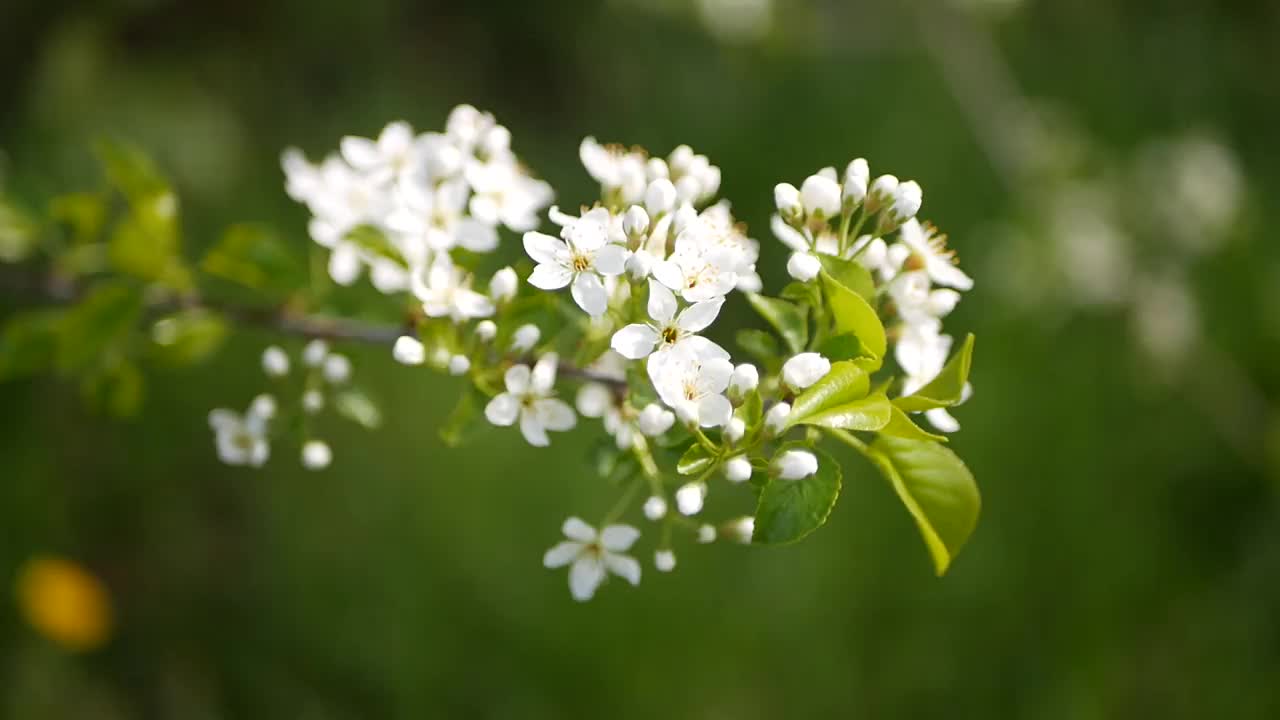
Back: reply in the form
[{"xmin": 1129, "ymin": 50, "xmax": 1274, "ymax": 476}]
[{"xmin": 14, "ymin": 555, "xmax": 113, "ymax": 652}]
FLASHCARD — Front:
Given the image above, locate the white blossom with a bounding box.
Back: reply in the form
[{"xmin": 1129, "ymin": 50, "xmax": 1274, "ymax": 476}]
[
  {"xmin": 774, "ymin": 449, "xmax": 819, "ymax": 480},
  {"xmin": 697, "ymin": 524, "xmax": 717, "ymax": 544},
  {"xmin": 724, "ymin": 416, "xmax": 746, "ymax": 444},
  {"xmin": 393, "ymin": 336, "xmax": 425, "ymax": 366},
  {"xmin": 303, "ymin": 339, "xmax": 330, "ymax": 368},
  {"xmin": 543, "ymin": 517, "xmax": 641, "ymax": 602},
  {"xmin": 724, "ymin": 455, "xmax": 752, "ymax": 483},
  {"xmin": 651, "ymin": 226, "xmax": 739, "ymax": 302},
  {"xmin": 637, "ymin": 403, "xmax": 676, "ymax": 436},
  {"xmin": 523, "ymin": 207, "xmax": 628, "ymax": 316},
  {"xmin": 301, "ymin": 440, "xmax": 332, "ymax": 470},
  {"xmin": 623, "ymin": 205, "xmax": 650, "ymax": 238},
  {"xmin": 843, "ymin": 158, "xmax": 869, "ymax": 207},
  {"xmin": 675, "ymin": 482, "xmax": 707, "ymax": 516},
  {"xmin": 385, "ymin": 178, "xmax": 497, "ymax": 254},
  {"xmin": 645, "ymin": 179, "xmax": 677, "ymax": 217},
  {"xmin": 475, "ymin": 320, "xmax": 497, "ymax": 342},
  {"xmin": 782, "ymin": 352, "xmax": 831, "ymax": 391},
  {"xmin": 249, "ymin": 394, "xmax": 276, "ymax": 420},
  {"xmin": 489, "ymin": 266, "xmax": 518, "ymax": 303},
  {"xmin": 579, "ymin": 137, "xmax": 648, "ymax": 204},
  {"xmin": 889, "ymin": 180, "xmax": 923, "ymax": 223},
  {"xmin": 787, "ymin": 251, "xmax": 822, "ymax": 282},
  {"xmin": 723, "ymin": 516, "xmax": 755, "ymax": 544},
  {"xmin": 611, "ymin": 279, "xmax": 728, "ymax": 368},
  {"xmin": 261, "ymin": 346, "xmax": 290, "ymax": 377},
  {"xmin": 510, "ymin": 323, "xmax": 541, "ymax": 353},
  {"xmin": 208, "ymin": 406, "xmax": 270, "ymax": 467},
  {"xmin": 643, "ymin": 495, "xmax": 668, "ymax": 521},
  {"xmin": 654, "ymin": 550, "xmax": 676, "ymax": 573},
  {"xmin": 729, "ymin": 363, "xmax": 759, "ymax": 396},
  {"xmin": 339, "ymin": 121, "xmax": 419, "ymax": 186},
  {"xmin": 302, "ymin": 390, "xmax": 325, "ymax": 414},
  {"xmin": 867, "ymin": 174, "xmax": 899, "ymax": 214},
  {"xmin": 774, "ymin": 182, "xmax": 802, "ymax": 219},
  {"xmin": 322, "ymin": 354, "xmax": 351, "ymax": 384},
  {"xmin": 800, "ymin": 172, "xmax": 842, "ymax": 218},
  {"xmin": 897, "ymin": 219, "xmax": 973, "ymax": 291},
  {"xmin": 649, "ymin": 347, "xmax": 735, "ymax": 428},
  {"xmin": 411, "ymin": 255, "xmax": 495, "ymax": 322},
  {"xmin": 484, "ymin": 353, "xmax": 576, "ymax": 446}
]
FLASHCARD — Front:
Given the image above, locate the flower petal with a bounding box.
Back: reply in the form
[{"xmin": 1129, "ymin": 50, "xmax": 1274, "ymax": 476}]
[
  {"xmin": 452, "ymin": 289, "xmax": 495, "ymax": 319},
  {"xmin": 456, "ymin": 218, "xmax": 499, "ymax": 253},
  {"xmin": 698, "ymin": 358, "xmax": 735, "ymax": 394},
  {"xmin": 680, "ymin": 336, "xmax": 730, "ymax": 362},
  {"xmin": 676, "ymin": 297, "xmax": 723, "ymax": 333},
  {"xmin": 569, "ymin": 556, "xmax": 605, "ymax": 601},
  {"xmin": 504, "ymin": 365, "xmax": 531, "ymax": 394},
  {"xmin": 528, "ymin": 263, "xmax": 573, "ymax": 290},
  {"xmin": 523, "ymin": 231, "xmax": 567, "ymax": 265},
  {"xmin": 520, "ymin": 411, "xmax": 550, "ymax": 446},
  {"xmin": 562, "ymin": 517, "xmax": 597, "ymax": 542},
  {"xmin": 600, "ymin": 524, "xmax": 641, "ymax": 552},
  {"xmin": 571, "ymin": 272, "xmax": 609, "ymax": 317},
  {"xmin": 543, "ymin": 541, "xmax": 583, "ymax": 568},
  {"xmin": 610, "ymin": 324, "xmax": 660, "ymax": 360},
  {"xmin": 604, "ymin": 553, "xmax": 642, "ymax": 586},
  {"xmin": 697, "ymin": 393, "xmax": 733, "ymax": 428},
  {"xmin": 646, "ymin": 279, "xmax": 678, "ymax": 325},
  {"xmin": 593, "ymin": 244, "xmax": 628, "ymax": 276},
  {"xmin": 339, "ymin": 136, "xmax": 380, "ymax": 169},
  {"xmin": 537, "ymin": 399, "xmax": 577, "ymax": 432},
  {"xmin": 484, "ymin": 393, "xmax": 519, "ymax": 426}
]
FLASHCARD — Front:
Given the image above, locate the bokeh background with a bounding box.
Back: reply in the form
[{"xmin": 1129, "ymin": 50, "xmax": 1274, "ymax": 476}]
[{"xmin": 3, "ymin": 0, "xmax": 1280, "ymax": 717}]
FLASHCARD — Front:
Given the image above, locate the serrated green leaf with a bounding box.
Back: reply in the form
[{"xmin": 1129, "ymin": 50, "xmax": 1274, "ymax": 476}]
[
  {"xmin": 677, "ymin": 443, "xmax": 715, "ymax": 475},
  {"xmin": 148, "ymin": 310, "xmax": 228, "ymax": 367},
  {"xmin": 0, "ymin": 310, "xmax": 64, "ymax": 381},
  {"xmin": 201, "ymin": 224, "xmax": 304, "ymax": 293},
  {"xmin": 746, "ymin": 293, "xmax": 808, "ymax": 355},
  {"xmin": 335, "ymin": 389, "xmax": 382, "ymax": 430},
  {"xmin": 785, "ymin": 361, "xmax": 869, "ymax": 429},
  {"xmin": 879, "ymin": 404, "xmax": 947, "ymax": 442},
  {"xmin": 734, "ymin": 328, "xmax": 780, "ymax": 368},
  {"xmin": 55, "ymin": 283, "xmax": 143, "ymax": 374},
  {"xmin": 796, "ymin": 392, "xmax": 891, "ymax": 431},
  {"xmin": 821, "ymin": 270, "xmax": 885, "ymax": 366},
  {"xmin": 754, "ymin": 444, "xmax": 842, "ymax": 544},
  {"xmin": 867, "ymin": 436, "xmax": 980, "ymax": 575},
  {"xmin": 818, "ymin": 254, "xmax": 876, "ymax": 301},
  {"xmin": 894, "ymin": 334, "xmax": 976, "ymax": 412}
]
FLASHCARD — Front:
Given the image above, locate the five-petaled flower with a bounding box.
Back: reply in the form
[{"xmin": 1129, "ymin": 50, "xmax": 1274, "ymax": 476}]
[
  {"xmin": 543, "ymin": 517, "xmax": 642, "ymax": 601},
  {"xmin": 484, "ymin": 353, "xmax": 577, "ymax": 446},
  {"xmin": 611, "ymin": 279, "xmax": 728, "ymax": 370},
  {"xmin": 523, "ymin": 207, "xmax": 628, "ymax": 316}
]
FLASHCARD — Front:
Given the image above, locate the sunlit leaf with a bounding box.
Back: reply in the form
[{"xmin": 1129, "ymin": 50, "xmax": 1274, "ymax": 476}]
[
  {"xmin": 55, "ymin": 283, "xmax": 143, "ymax": 374},
  {"xmin": 894, "ymin": 334, "xmax": 975, "ymax": 412},
  {"xmin": 201, "ymin": 224, "xmax": 304, "ymax": 293},
  {"xmin": 0, "ymin": 310, "xmax": 64, "ymax": 381},
  {"xmin": 677, "ymin": 442, "xmax": 715, "ymax": 476},
  {"xmin": 879, "ymin": 404, "xmax": 947, "ymax": 442},
  {"xmin": 818, "ymin": 254, "xmax": 875, "ymax": 301},
  {"xmin": 754, "ymin": 444, "xmax": 841, "ymax": 544},
  {"xmin": 793, "ymin": 392, "xmax": 891, "ymax": 431},
  {"xmin": 148, "ymin": 309, "xmax": 228, "ymax": 367},
  {"xmin": 821, "ymin": 270, "xmax": 885, "ymax": 366},
  {"xmin": 785, "ymin": 361, "xmax": 869, "ymax": 429}
]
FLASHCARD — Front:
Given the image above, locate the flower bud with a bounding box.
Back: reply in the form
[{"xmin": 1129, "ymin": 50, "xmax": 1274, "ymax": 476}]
[
  {"xmin": 866, "ymin": 174, "xmax": 899, "ymax": 214},
  {"xmin": 626, "ymin": 249, "xmax": 656, "ymax": 279},
  {"xmin": 623, "ymin": 205, "xmax": 650, "ymax": 238},
  {"xmin": 654, "ymin": 549, "xmax": 677, "ymax": 572},
  {"xmin": 645, "ymin": 157, "xmax": 670, "ymax": 179},
  {"xmin": 643, "ymin": 495, "xmax": 668, "ymax": 521},
  {"xmin": 773, "ymin": 449, "xmax": 819, "ymax": 480},
  {"xmin": 671, "ymin": 204, "xmax": 698, "ymax": 237},
  {"xmin": 724, "ymin": 417, "xmax": 746, "ymax": 444},
  {"xmin": 669, "ymin": 144, "xmax": 694, "ymax": 174},
  {"xmin": 323, "ymin": 354, "xmax": 352, "ymax": 384},
  {"xmin": 393, "ymin": 336, "xmax": 426, "ymax": 366},
  {"xmin": 786, "ymin": 251, "xmax": 822, "ymax": 282},
  {"xmin": 261, "ymin": 346, "xmax": 290, "ymax": 377},
  {"xmin": 638, "ymin": 403, "xmax": 676, "ymax": 436},
  {"xmin": 724, "ymin": 455, "xmax": 752, "ymax": 483},
  {"xmin": 729, "ymin": 363, "xmax": 760, "ymax": 396},
  {"xmin": 674, "ymin": 175, "xmax": 701, "ymax": 204},
  {"xmin": 510, "ymin": 323, "xmax": 541, "ymax": 353},
  {"xmin": 250, "ymin": 394, "xmax": 277, "ymax": 420},
  {"xmin": 800, "ymin": 174, "xmax": 841, "ymax": 218},
  {"xmin": 764, "ymin": 402, "xmax": 791, "ymax": 434},
  {"xmin": 301, "ymin": 440, "xmax": 332, "ymax": 470},
  {"xmin": 722, "ymin": 516, "xmax": 755, "ymax": 544},
  {"xmin": 303, "ymin": 339, "xmax": 329, "ymax": 368},
  {"xmin": 697, "ymin": 524, "xmax": 717, "ymax": 544},
  {"xmin": 782, "ymin": 352, "xmax": 832, "ymax": 391},
  {"xmin": 774, "ymin": 182, "xmax": 802, "ymax": 219},
  {"xmin": 892, "ymin": 180, "xmax": 922, "ymax": 220},
  {"xmin": 644, "ymin": 178, "xmax": 677, "ymax": 216},
  {"xmin": 490, "ymin": 266, "xmax": 518, "ymax": 303},
  {"xmin": 675, "ymin": 482, "xmax": 707, "ymax": 516},
  {"xmin": 447, "ymin": 354, "xmax": 471, "ymax": 376},
  {"xmin": 843, "ymin": 158, "xmax": 869, "ymax": 209},
  {"xmin": 302, "ymin": 390, "xmax": 325, "ymax": 415},
  {"xmin": 475, "ymin": 320, "xmax": 497, "ymax": 342}
]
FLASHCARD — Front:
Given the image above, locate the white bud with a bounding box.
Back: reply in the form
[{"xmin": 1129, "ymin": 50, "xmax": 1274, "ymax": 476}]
[
  {"xmin": 302, "ymin": 390, "xmax": 325, "ymax": 414},
  {"xmin": 671, "ymin": 204, "xmax": 698, "ymax": 237},
  {"xmin": 322, "ymin": 354, "xmax": 352, "ymax": 384},
  {"xmin": 643, "ymin": 495, "xmax": 668, "ymax": 521},
  {"xmin": 800, "ymin": 174, "xmax": 842, "ymax": 218},
  {"xmin": 723, "ymin": 516, "xmax": 755, "ymax": 544},
  {"xmin": 782, "ymin": 353, "xmax": 832, "ymax": 391},
  {"xmin": 774, "ymin": 182, "xmax": 802, "ymax": 218},
  {"xmin": 697, "ymin": 524, "xmax": 717, "ymax": 544},
  {"xmin": 645, "ymin": 178, "xmax": 678, "ymax": 216},
  {"xmin": 675, "ymin": 482, "xmax": 707, "ymax": 516},
  {"xmin": 669, "ymin": 145, "xmax": 694, "ymax": 173},
  {"xmin": 448, "ymin": 354, "xmax": 471, "ymax": 376},
  {"xmin": 654, "ymin": 549, "xmax": 676, "ymax": 572},
  {"xmin": 261, "ymin": 346, "xmax": 290, "ymax": 377},
  {"xmin": 301, "ymin": 440, "xmax": 332, "ymax": 470},
  {"xmin": 724, "ymin": 455, "xmax": 752, "ymax": 483},
  {"xmin": 764, "ymin": 402, "xmax": 792, "ymax": 434},
  {"xmin": 786, "ymin": 251, "xmax": 822, "ymax": 282},
  {"xmin": 645, "ymin": 157, "xmax": 670, "ymax": 179},
  {"xmin": 475, "ymin": 320, "xmax": 497, "ymax": 342},
  {"xmin": 480, "ymin": 124, "xmax": 511, "ymax": 158},
  {"xmin": 626, "ymin": 249, "xmax": 656, "ymax": 280},
  {"xmin": 729, "ymin": 363, "xmax": 759, "ymax": 396},
  {"xmin": 303, "ymin": 339, "xmax": 329, "ymax": 368},
  {"xmin": 393, "ymin": 336, "xmax": 425, "ymax": 366},
  {"xmin": 773, "ymin": 449, "xmax": 819, "ymax": 480},
  {"xmin": 510, "ymin": 324, "xmax": 541, "ymax": 353},
  {"xmin": 623, "ymin": 205, "xmax": 650, "ymax": 238},
  {"xmin": 724, "ymin": 417, "xmax": 746, "ymax": 444},
  {"xmin": 674, "ymin": 175, "xmax": 701, "ymax": 204},
  {"xmin": 250, "ymin": 393, "xmax": 277, "ymax": 420},
  {"xmin": 638, "ymin": 403, "xmax": 676, "ymax": 436},
  {"xmin": 891, "ymin": 180, "xmax": 923, "ymax": 220},
  {"xmin": 490, "ymin": 266, "xmax": 518, "ymax": 303},
  {"xmin": 867, "ymin": 174, "xmax": 899, "ymax": 214},
  {"xmin": 843, "ymin": 158, "xmax": 869, "ymax": 207}
]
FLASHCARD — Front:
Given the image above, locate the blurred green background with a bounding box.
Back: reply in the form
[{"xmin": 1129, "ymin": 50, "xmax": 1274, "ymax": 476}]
[{"xmin": 3, "ymin": 0, "xmax": 1280, "ymax": 717}]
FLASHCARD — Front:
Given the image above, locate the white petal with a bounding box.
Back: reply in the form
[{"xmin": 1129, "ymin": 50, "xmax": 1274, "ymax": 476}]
[
  {"xmin": 646, "ymin": 279, "xmax": 678, "ymax": 324},
  {"xmin": 569, "ymin": 556, "xmax": 605, "ymax": 601},
  {"xmin": 680, "ymin": 336, "xmax": 730, "ymax": 362},
  {"xmin": 531, "ymin": 352, "xmax": 559, "ymax": 393},
  {"xmin": 593, "ymin": 244, "xmax": 627, "ymax": 276},
  {"xmin": 651, "ymin": 260, "xmax": 686, "ymax": 292},
  {"xmin": 543, "ymin": 541, "xmax": 583, "ymax": 568},
  {"xmin": 604, "ymin": 553, "xmax": 641, "ymax": 586},
  {"xmin": 562, "ymin": 517, "xmax": 597, "ymax": 542},
  {"xmin": 926, "ymin": 407, "xmax": 961, "ymax": 433},
  {"xmin": 208, "ymin": 409, "xmax": 238, "ymax": 431},
  {"xmin": 571, "ymin": 272, "xmax": 609, "ymax": 317},
  {"xmin": 504, "ymin": 365, "xmax": 531, "ymax": 393},
  {"xmin": 537, "ymin": 399, "xmax": 577, "ymax": 432},
  {"xmin": 676, "ymin": 297, "xmax": 723, "ymax": 333},
  {"xmin": 453, "ymin": 289, "xmax": 495, "ymax": 319},
  {"xmin": 576, "ymin": 383, "xmax": 613, "ymax": 418},
  {"xmin": 339, "ymin": 136, "xmax": 380, "ymax": 168},
  {"xmin": 528, "ymin": 263, "xmax": 573, "ymax": 290},
  {"xmin": 928, "ymin": 259, "xmax": 975, "ymax": 291},
  {"xmin": 484, "ymin": 393, "xmax": 519, "ymax": 426},
  {"xmin": 523, "ymin": 231, "xmax": 567, "ymax": 265},
  {"xmin": 698, "ymin": 358, "xmax": 735, "ymax": 394},
  {"xmin": 697, "ymin": 394, "xmax": 733, "ymax": 428},
  {"xmin": 456, "ymin": 218, "xmax": 499, "ymax": 253},
  {"xmin": 610, "ymin": 324, "xmax": 660, "ymax": 360},
  {"xmin": 600, "ymin": 524, "xmax": 641, "ymax": 551},
  {"xmin": 519, "ymin": 411, "xmax": 550, "ymax": 446}
]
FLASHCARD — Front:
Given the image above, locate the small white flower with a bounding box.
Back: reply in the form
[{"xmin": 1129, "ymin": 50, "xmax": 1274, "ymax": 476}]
[
  {"xmin": 724, "ymin": 455, "xmax": 752, "ymax": 483},
  {"xmin": 774, "ymin": 182, "xmax": 802, "ymax": 219},
  {"xmin": 448, "ymin": 354, "xmax": 471, "ymax": 376},
  {"xmin": 782, "ymin": 353, "xmax": 832, "ymax": 391},
  {"xmin": 650, "ymin": 231, "xmax": 738, "ymax": 303},
  {"xmin": 484, "ymin": 353, "xmax": 576, "ymax": 446},
  {"xmin": 650, "ymin": 348, "xmax": 735, "ymax": 428},
  {"xmin": 800, "ymin": 173, "xmax": 842, "ymax": 218},
  {"xmin": 724, "ymin": 416, "xmax": 746, "ymax": 444},
  {"xmin": 645, "ymin": 179, "xmax": 677, "ymax": 217},
  {"xmin": 787, "ymin": 251, "xmax": 822, "ymax": 282},
  {"xmin": 729, "ymin": 363, "xmax": 759, "ymax": 396},
  {"xmin": 611, "ymin": 279, "xmax": 728, "ymax": 367},
  {"xmin": 523, "ymin": 208, "xmax": 628, "ymax": 316},
  {"xmin": 723, "ymin": 516, "xmax": 755, "ymax": 544},
  {"xmin": 543, "ymin": 517, "xmax": 642, "ymax": 602},
  {"xmin": 623, "ymin": 205, "xmax": 650, "ymax": 238},
  {"xmin": 303, "ymin": 339, "xmax": 330, "ymax": 368},
  {"xmin": 262, "ymin": 346, "xmax": 290, "ymax": 377},
  {"xmin": 208, "ymin": 407, "xmax": 270, "ymax": 467},
  {"xmin": 654, "ymin": 549, "xmax": 677, "ymax": 573},
  {"xmin": 643, "ymin": 495, "xmax": 668, "ymax": 521},
  {"xmin": 249, "ymin": 394, "xmax": 277, "ymax": 420},
  {"xmin": 510, "ymin": 323, "xmax": 541, "ymax": 353},
  {"xmin": 393, "ymin": 335, "xmax": 426, "ymax": 366},
  {"xmin": 764, "ymin": 402, "xmax": 792, "ymax": 434},
  {"xmin": 411, "ymin": 256, "xmax": 496, "ymax": 322},
  {"xmin": 897, "ymin": 219, "xmax": 973, "ymax": 291},
  {"xmin": 579, "ymin": 137, "xmax": 648, "ymax": 204},
  {"xmin": 475, "ymin": 320, "xmax": 497, "ymax": 342},
  {"xmin": 843, "ymin": 158, "xmax": 869, "ymax": 207},
  {"xmin": 323, "ymin": 354, "xmax": 352, "ymax": 384},
  {"xmin": 301, "ymin": 440, "xmax": 332, "ymax": 470},
  {"xmin": 774, "ymin": 449, "xmax": 819, "ymax": 480},
  {"xmin": 697, "ymin": 524, "xmax": 717, "ymax": 544},
  {"xmin": 675, "ymin": 482, "xmax": 707, "ymax": 516},
  {"xmin": 867, "ymin": 174, "xmax": 899, "ymax": 214},
  {"xmin": 302, "ymin": 390, "xmax": 325, "ymax": 414},
  {"xmin": 385, "ymin": 177, "xmax": 497, "ymax": 254},
  {"xmin": 637, "ymin": 403, "xmax": 676, "ymax": 436},
  {"xmin": 339, "ymin": 121, "xmax": 418, "ymax": 185},
  {"xmin": 490, "ymin": 266, "xmax": 518, "ymax": 303}
]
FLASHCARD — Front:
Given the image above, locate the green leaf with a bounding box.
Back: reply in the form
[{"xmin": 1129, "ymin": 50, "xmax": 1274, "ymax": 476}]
[
  {"xmin": 95, "ymin": 139, "xmax": 183, "ymax": 285},
  {"xmin": 81, "ymin": 360, "xmax": 145, "ymax": 419},
  {"xmin": 335, "ymin": 389, "xmax": 383, "ymax": 430},
  {"xmin": 55, "ymin": 283, "xmax": 144, "ymax": 374},
  {"xmin": 734, "ymin": 328, "xmax": 780, "ymax": 367},
  {"xmin": 894, "ymin": 334, "xmax": 976, "ymax": 412},
  {"xmin": 49, "ymin": 192, "xmax": 108, "ymax": 246},
  {"xmin": 795, "ymin": 392, "xmax": 891, "ymax": 431},
  {"xmin": 108, "ymin": 213, "xmax": 189, "ymax": 290},
  {"xmin": 780, "ymin": 281, "xmax": 822, "ymax": 308},
  {"xmin": 0, "ymin": 198, "xmax": 40, "ymax": 262},
  {"xmin": 439, "ymin": 387, "xmax": 486, "ymax": 446},
  {"xmin": 754, "ymin": 444, "xmax": 842, "ymax": 544},
  {"xmin": 820, "ymin": 271, "xmax": 886, "ymax": 365},
  {"xmin": 94, "ymin": 138, "xmax": 170, "ymax": 207},
  {"xmin": 785, "ymin": 361, "xmax": 869, "ymax": 429},
  {"xmin": 746, "ymin": 293, "xmax": 808, "ymax": 355},
  {"xmin": 677, "ymin": 443, "xmax": 715, "ymax": 476},
  {"xmin": 818, "ymin": 254, "xmax": 875, "ymax": 301},
  {"xmin": 201, "ymin": 224, "xmax": 304, "ymax": 293},
  {"xmin": 866, "ymin": 436, "xmax": 981, "ymax": 575},
  {"xmin": 816, "ymin": 332, "xmax": 866, "ymax": 363},
  {"xmin": 879, "ymin": 404, "xmax": 947, "ymax": 442},
  {"xmin": 148, "ymin": 310, "xmax": 228, "ymax": 367},
  {"xmin": 0, "ymin": 310, "xmax": 64, "ymax": 381}
]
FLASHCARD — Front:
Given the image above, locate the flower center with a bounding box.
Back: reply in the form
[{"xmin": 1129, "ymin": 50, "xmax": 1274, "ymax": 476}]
[
  {"xmin": 683, "ymin": 381, "xmax": 699, "ymax": 401},
  {"xmin": 661, "ymin": 326, "xmax": 680, "ymax": 345},
  {"xmin": 571, "ymin": 252, "xmax": 592, "ymax": 272}
]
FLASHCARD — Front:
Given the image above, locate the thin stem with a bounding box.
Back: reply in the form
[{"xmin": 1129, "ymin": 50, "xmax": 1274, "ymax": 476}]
[
  {"xmin": 601, "ymin": 475, "xmax": 643, "ymax": 526},
  {"xmin": 690, "ymin": 425, "xmax": 719, "ymax": 454}
]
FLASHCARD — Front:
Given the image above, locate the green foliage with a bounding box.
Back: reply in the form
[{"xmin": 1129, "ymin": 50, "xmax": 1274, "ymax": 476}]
[
  {"xmin": 49, "ymin": 192, "xmax": 108, "ymax": 246},
  {"xmin": 0, "ymin": 310, "xmax": 64, "ymax": 381},
  {"xmin": 794, "ymin": 392, "xmax": 891, "ymax": 432},
  {"xmin": 754, "ymin": 444, "xmax": 842, "ymax": 544},
  {"xmin": 894, "ymin": 334, "xmax": 975, "ymax": 412},
  {"xmin": 95, "ymin": 139, "xmax": 190, "ymax": 290},
  {"xmin": 820, "ymin": 270, "xmax": 886, "ymax": 365},
  {"xmin": 677, "ymin": 442, "xmax": 715, "ymax": 475},
  {"xmin": 439, "ymin": 386, "xmax": 489, "ymax": 446},
  {"xmin": 148, "ymin": 310, "xmax": 228, "ymax": 367},
  {"xmin": 818, "ymin": 254, "xmax": 875, "ymax": 301},
  {"xmin": 865, "ymin": 435, "xmax": 980, "ymax": 575},
  {"xmin": 55, "ymin": 282, "xmax": 143, "ymax": 374},
  {"xmin": 0, "ymin": 197, "xmax": 40, "ymax": 262},
  {"xmin": 201, "ymin": 224, "xmax": 305, "ymax": 294},
  {"xmin": 785, "ymin": 361, "xmax": 870, "ymax": 429},
  {"xmin": 745, "ymin": 293, "xmax": 808, "ymax": 354},
  {"xmin": 879, "ymin": 404, "xmax": 948, "ymax": 442},
  {"xmin": 734, "ymin": 328, "xmax": 781, "ymax": 369}
]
